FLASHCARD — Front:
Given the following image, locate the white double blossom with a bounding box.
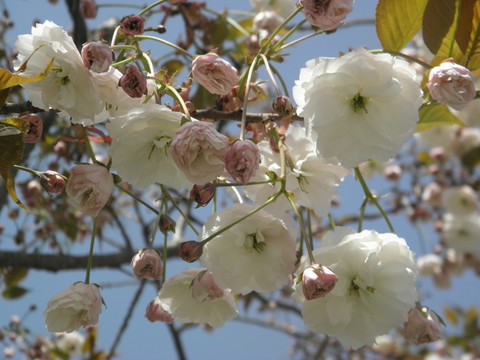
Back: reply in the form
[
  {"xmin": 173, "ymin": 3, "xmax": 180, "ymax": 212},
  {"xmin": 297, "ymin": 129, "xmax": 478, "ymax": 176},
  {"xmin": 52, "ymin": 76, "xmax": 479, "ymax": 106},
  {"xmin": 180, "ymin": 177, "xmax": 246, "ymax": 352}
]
[
  {"xmin": 293, "ymin": 48, "xmax": 422, "ymax": 168},
  {"xmin": 442, "ymin": 212, "xmax": 480, "ymax": 254},
  {"xmin": 106, "ymin": 104, "xmax": 192, "ymax": 189},
  {"xmin": 293, "ymin": 227, "xmax": 418, "ymax": 349},
  {"xmin": 200, "ymin": 204, "xmax": 297, "ymax": 295},
  {"xmin": 14, "ymin": 21, "xmax": 107, "ymax": 124},
  {"xmin": 246, "ymin": 123, "xmax": 349, "ymax": 217}
]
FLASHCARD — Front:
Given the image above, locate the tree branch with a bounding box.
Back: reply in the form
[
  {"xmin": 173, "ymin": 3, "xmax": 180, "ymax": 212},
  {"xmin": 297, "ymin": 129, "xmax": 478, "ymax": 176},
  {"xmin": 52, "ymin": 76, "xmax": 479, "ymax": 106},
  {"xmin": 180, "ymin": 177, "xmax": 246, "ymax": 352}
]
[{"xmin": 193, "ymin": 108, "xmax": 304, "ymax": 123}]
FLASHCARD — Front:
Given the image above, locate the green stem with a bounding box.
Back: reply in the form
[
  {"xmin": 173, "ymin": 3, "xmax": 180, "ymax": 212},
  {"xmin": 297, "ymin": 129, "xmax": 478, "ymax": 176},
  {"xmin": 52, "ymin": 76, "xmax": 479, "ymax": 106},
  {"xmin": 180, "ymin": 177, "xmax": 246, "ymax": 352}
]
[
  {"xmin": 85, "ymin": 216, "xmax": 99, "ymax": 284},
  {"xmin": 273, "ymin": 18, "xmax": 308, "ymax": 52},
  {"xmin": 116, "ymin": 183, "xmax": 159, "ymax": 214},
  {"xmin": 165, "ymin": 84, "xmax": 191, "ymax": 120},
  {"xmin": 327, "ymin": 213, "xmax": 336, "ymax": 230},
  {"xmin": 354, "ymin": 167, "xmax": 395, "ymax": 233},
  {"xmin": 214, "ymin": 178, "xmax": 281, "ymax": 187},
  {"xmin": 138, "ymin": 0, "xmax": 168, "ymax": 17},
  {"xmin": 286, "ymin": 197, "xmax": 315, "ymax": 264},
  {"xmin": 373, "ymin": 49, "xmax": 432, "ymax": 70},
  {"xmin": 149, "ymin": 209, "xmax": 163, "ymax": 248},
  {"xmin": 133, "ymin": 35, "xmax": 194, "ymax": 59},
  {"xmin": 159, "ymin": 185, "xmax": 199, "ymax": 236},
  {"xmin": 203, "ymin": 8, "xmax": 250, "ymax": 37},
  {"xmin": 82, "ymin": 127, "xmax": 97, "ymax": 163},
  {"xmin": 240, "ymin": 55, "xmax": 260, "ymax": 140},
  {"xmin": 259, "ymin": 54, "xmax": 280, "ymax": 95},
  {"xmin": 13, "ymin": 165, "xmax": 41, "ymax": 177}
]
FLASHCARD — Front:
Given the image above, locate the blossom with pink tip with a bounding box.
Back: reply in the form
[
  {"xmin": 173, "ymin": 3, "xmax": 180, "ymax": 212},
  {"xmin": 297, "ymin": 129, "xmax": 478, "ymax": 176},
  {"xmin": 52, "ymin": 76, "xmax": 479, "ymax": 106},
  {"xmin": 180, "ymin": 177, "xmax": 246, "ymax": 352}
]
[
  {"xmin": 119, "ymin": 65, "xmax": 147, "ymax": 98},
  {"xmin": 131, "ymin": 249, "xmax": 163, "ymax": 280},
  {"xmin": 81, "ymin": 41, "xmax": 113, "ymax": 73},
  {"xmin": 191, "ymin": 270, "xmax": 224, "ymax": 301},
  {"xmin": 192, "ymin": 53, "xmax": 239, "ymax": 95},
  {"xmin": 427, "ymin": 61, "xmax": 476, "ymax": 110},
  {"xmin": 145, "ymin": 298, "xmax": 173, "ymax": 323},
  {"xmin": 80, "ymin": 0, "xmax": 97, "ymax": 19},
  {"xmin": 301, "ymin": 264, "xmax": 337, "ymax": 300},
  {"xmin": 169, "ymin": 121, "xmax": 229, "ymax": 184},
  {"xmin": 120, "ymin": 15, "xmax": 145, "ymax": 36},
  {"xmin": 39, "ymin": 170, "xmax": 66, "ymax": 194},
  {"xmin": 403, "ymin": 306, "xmax": 443, "ymax": 345},
  {"xmin": 66, "ymin": 164, "xmax": 114, "ymax": 217},
  {"xmin": 300, "ymin": 0, "xmax": 354, "ymax": 31},
  {"xmin": 44, "ymin": 282, "xmax": 102, "ymax": 333},
  {"xmin": 225, "ymin": 140, "xmax": 260, "ymax": 184},
  {"xmin": 19, "ymin": 114, "xmax": 42, "ymax": 143}
]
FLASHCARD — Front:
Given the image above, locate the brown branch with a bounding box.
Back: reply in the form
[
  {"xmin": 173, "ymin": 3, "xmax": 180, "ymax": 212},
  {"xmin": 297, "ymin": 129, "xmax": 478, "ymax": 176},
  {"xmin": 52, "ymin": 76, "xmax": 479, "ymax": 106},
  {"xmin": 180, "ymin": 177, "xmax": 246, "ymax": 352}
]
[
  {"xmin": 0, "ymin": 244, "xmax": 180, "ymax": 271},
  {"xmin": 193, "ymin": 108, "xmax": 304, "ymax": 123},
  {"xmin": 0, "ymin": 101, "xmax": 48, "ymax": 115}
]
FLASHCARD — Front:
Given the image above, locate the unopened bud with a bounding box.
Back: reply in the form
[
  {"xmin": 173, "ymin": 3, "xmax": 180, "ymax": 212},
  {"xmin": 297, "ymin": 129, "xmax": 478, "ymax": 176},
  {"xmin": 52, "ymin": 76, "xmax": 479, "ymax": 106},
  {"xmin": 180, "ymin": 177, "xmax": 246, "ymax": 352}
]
[
  {"xmin": 19, "ymin": 114, "xmax": 42, "ymax": 143},
  {"xmin": 131, "ymin": 248, "xmax": 163, "ymax": 280},
  {"xmin": 189, "ymin": 183, "xmax": 215, "ymax": 208},
  {"xmin": 159, "ymin": 215, "xmax": 176, "ymax": 234},
  {"xmin": 179, "ymin": 241, "xmax": 203, "ymax": 263},
  {"xmin": 272, "ymin": 95, "xmax": 294, "ymax": 116},
  {"xmin": 119, "ymin": 65, "xmax": 147, "ymax": 98},
  {"xmin": 39, "ymin": 171, "xmax": 66, "ymax": 194},
  {"xmin": 225, "ymin": 140, "xmax": 260, "ymax": 184},
  {"xmin": 81, "ymin": 41, "xmax": 113, "ymax": 73},
  {"xmin": 301, "ymin": 264, "xmax": 337, "ymax": 300},
  {"xmin": 80, "ymin": 0, "xmax": 97, "ymax": 19},
  {"xmin": 403, "ymin": 306, "xmax": 443, "ymax": 345}
]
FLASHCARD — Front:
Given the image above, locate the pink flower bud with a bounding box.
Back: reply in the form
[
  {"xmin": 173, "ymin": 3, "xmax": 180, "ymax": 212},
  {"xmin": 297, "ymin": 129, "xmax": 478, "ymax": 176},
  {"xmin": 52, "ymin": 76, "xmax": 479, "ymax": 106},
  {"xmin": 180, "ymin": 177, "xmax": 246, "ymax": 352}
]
[
  {"xmin": 272, "ymin": 95, "xmax": 295, "ymax": 117},
  {"xmin": 120, "ymin": 15, "xmax": 145, "ymax": 36},
  {"xmin": 80, "ymin": 0, "xmax": 98, "ymax": 19},
  {"xmin": 179, "ymin": 241, "xmax": 204, "ymax": 263},
  {"xmin": 145, "ymin": 298, "xmax": 173, "ymax": 323},
  {"xmin": 119, "ymin": 65, "xmax": 147, "ymax": 98},
  {"xmin": 383, "ymin": 164, "xmax": 402, "ymax": 181},
  {"xmin": 301, "ymin": 264, "xmax": 337, "ymax": 300},
  {"xmin": 159, "ymin": 215, "xmax": 176, "ymax": 234},
  {"xmin": 39, "ymin": 170, "xmax": 66, "ymax": 194},
  {"xmin": 66, "ymin": 164, "xmax": 114, "ymax": 217},
  {"xmin": 191, "ymin": 270, "xmax": 224, "ymax": 301},
  {"xmin": 300, "ymin": 0, "xmax": 353, "ymax": 31},
  {"xmin": 81, "ymin": 41, "xmax": 113, "ymax": 73},
  {"xmin": 189, "ymin": 183, "xmax": 215, "ymax": 208},
  {"xmin": 427, "ymin": 60, "xmax": 476, "ymax": 110},
  {"xmin": 225, "ymin": 140, "xmax": 260, "ymax": 184},
  {"xmin": 192, "ymin": 53, "xmax": 239, "ymax": 95},
  {"xmin": 131, "ymin": 249, "xmax": 163, "ymax": 280},
  {"xmin": 170, "ymin": 121, "xmax": 229, "ymax": 184},
  {"xmin": 19, "ymin": 114, "xmax": 42, "ymax": 143},
  {"xmin": 403, "ymin": 306, "xmax": 443, "ymax": 345}
]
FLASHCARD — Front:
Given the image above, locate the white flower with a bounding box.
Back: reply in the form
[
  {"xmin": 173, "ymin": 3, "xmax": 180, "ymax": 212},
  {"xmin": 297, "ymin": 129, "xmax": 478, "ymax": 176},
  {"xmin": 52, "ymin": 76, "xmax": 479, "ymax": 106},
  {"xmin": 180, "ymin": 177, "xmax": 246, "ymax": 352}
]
[
  {"xmin": 417, "ymin": 254, "xmax": 443, "ymax": 277},
  {"xmin": 106, "ymin": 104, "xmax": 192, "ymax": 189},
  {"xmin": 157, "ymin": 268, "xmax": 237, "ymax": 328},
  {"xmin": 246, "ymin": 124, "xmax": 349, "ymax": 217},
  {"xmin": 293, "ymin": 227, "xmax": 418, "ymax": 349},
  {"xmin": 13, "ymin": 21, "xmax": 107, "ymax": 125},
  {"xmin": 441, "ymin": 185, "xmax": 478, "ymax": 216},
  {"xmin": 250, "ymin": 0, "xmax": 296, "ymax": 19},
  {"xmin": 442, "ymin": 212, "xmax": 480, "ymax": 254},
  {"xmin": 44, "ymin": 283, "xmax": 102, "ymax": 333},
  {"xmin": 200, "ymin": 204, "xmax": 297, "ymax": 295},
  {"xmin": 55, "ymin": 332, "xmax": 84, "ymax": 356},
  {"xmin": 293, "ymin": 48, "xmax": 422, "ymax": 168}
]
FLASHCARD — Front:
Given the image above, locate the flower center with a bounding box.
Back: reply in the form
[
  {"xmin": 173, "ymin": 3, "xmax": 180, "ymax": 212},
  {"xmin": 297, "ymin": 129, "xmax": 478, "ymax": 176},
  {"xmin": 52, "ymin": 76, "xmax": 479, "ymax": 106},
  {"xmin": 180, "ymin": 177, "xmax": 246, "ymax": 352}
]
[
  {"xmin": 245, "ymin": 232, "xmax": 266, "ymax": 253},
  {"xmin": 348, "ymin": 277, "xmax": 375, "ymax": 297},
  {"xmin": 149, "ymin": 136, "xmax": 172, "ymax": 159},
  {"xmin": 350, "ymin": 93, "xmax": 369, "ymax": 114}
]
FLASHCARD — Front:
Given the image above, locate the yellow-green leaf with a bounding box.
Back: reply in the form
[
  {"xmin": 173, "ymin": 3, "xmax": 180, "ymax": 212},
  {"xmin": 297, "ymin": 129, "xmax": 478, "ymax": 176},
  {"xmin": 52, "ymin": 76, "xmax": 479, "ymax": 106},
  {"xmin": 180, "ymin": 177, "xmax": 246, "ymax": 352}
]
[
  {"xmin": 422, "ymin": 0, "xmax": 457, "ymax": 56},
  {"xmin": 376, "ymin": 0, "xmax": 429, "ymax": 51},
  {"xmin": 2, "ymin": 285, "xmax": 29, "ymax": 299},
  {"xmin": 160, "ymin": 59, "xmax": 185, "ymax": 77},
  {"xmin": 0, "ymin": 168, "xmax": 28, "ymax": 211},
  {"xmin": 417, "ymin": 103, "xmax": 466, "ymax": 132},
  {"xmin": 458, "ymin": 0, "xmax": 480, "ymax": 70},
  {"xmin": 0, "ymin": 58, "xmax": 54, "ymax": 91},
  {"xmin": 444, "ymin": 307, "xmax": 458, "ymax": 325},
  {"xmin": 5, "ymin": 268, "xmax": 28, "ymax": 287}
]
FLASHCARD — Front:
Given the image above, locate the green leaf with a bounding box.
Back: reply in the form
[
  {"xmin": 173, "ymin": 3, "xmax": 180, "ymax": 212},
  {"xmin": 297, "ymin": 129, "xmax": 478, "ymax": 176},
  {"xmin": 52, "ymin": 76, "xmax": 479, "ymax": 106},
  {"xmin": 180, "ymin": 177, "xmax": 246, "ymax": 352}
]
[
  {"xmin": 417, "ymin": 103, "xmax": 466, "ymax": 132},
  {"xmin": 376, "ymin": 0, "xmax": 429, "ymax": 51},
  {"xmin": 422, "ymin": 0, "xmax": 457, "ymax": 56},
  {"xmin": 2, "ymin": 285, "xmax": 29, "ymax": 299},
  {"xmin": 5, "ymin": 268, "xmax": 28, "ymax": 287},
  {"xmin": 458, "ymin": 0, "xmax": 480, "ymax": 69}
]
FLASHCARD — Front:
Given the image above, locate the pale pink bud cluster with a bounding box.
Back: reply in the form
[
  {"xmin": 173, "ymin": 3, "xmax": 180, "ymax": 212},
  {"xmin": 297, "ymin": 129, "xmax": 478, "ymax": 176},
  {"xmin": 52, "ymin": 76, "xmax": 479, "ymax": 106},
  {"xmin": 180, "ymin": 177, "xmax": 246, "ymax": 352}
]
[
  {"xmin": 131, "ymin": 249, "xmax": 163, "ymax": 280},
  {"xmin": 300, "ymin": 0, "xmax": 354, "ymax": 31},
  {"xmin": 66, "ymin": 164, "xmax": 114, "ymax": 217},
  {"xmin": 120, "ymin": 65, "xmax": 147, "ymax": 98},
  {"xmin": 44, "ymin": 283, "xmax": 102, "ymax": 333},
  {"xmin": 225, "ymin": 140, "xmax": 260, "ymax": 184},
  {"xmin": 145, "ymin": 298, "xmax": 173, "ymax": 323},
  {"xmin": 427, "ymin": 61, "xmax": 476, "ymax": 110},
  {"xmin": 120, "ymin": 15, "xmax": 145, "ymax": 35},
  {"xmin": 169, "ymin": 121, "xmax": 229, "ymax": 184},
  {"xmin": 80, "ymin": 0, "xmax": 97, "ymax": 19},
  {"xmin": 403, "ymin": 306, "xmax": 443, "ymax": 345},
  {"xmin": 253, "ymin": 11, "xmax": 283, "ymax": 34},
  {"xmin": 192, "ymin": 53, "xmax": 239, "ymax": 95},
  {"xmin": 19, "ymin": 114, "xmax": 42, "ymax": 143},
  {"xmin": 39, "ymin": 170, "xmax": 66, "ymax": 194},
  {"xmin": 191, "ymin": 271, "xmax": 224, "ymax": 301},
  {"xmin": 81, "ymin": 42, "xmax": 113, "ymax": 73},
  {"xmin": 301, "ymin": 264, "xmax": 337, "ymax": 300}
]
